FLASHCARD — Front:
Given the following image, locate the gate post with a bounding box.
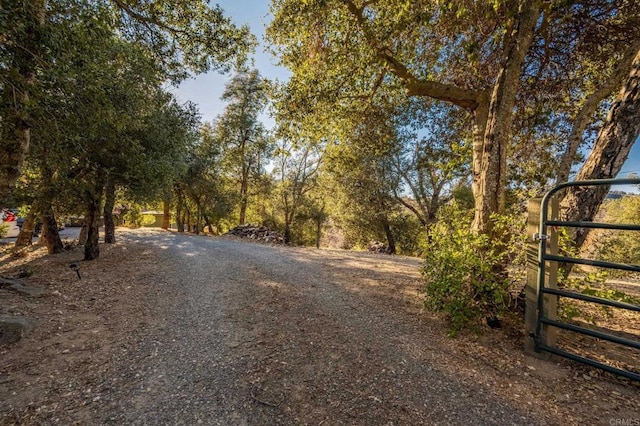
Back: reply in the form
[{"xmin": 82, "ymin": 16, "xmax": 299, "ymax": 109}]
[{"xmin": 525, "ymin": 198, "xmax": 559, "ymax": 358}]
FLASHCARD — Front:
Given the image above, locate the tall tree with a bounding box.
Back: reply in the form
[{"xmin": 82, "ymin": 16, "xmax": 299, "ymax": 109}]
[
  {"xmin": 267, "ymin": 0, "xmax": 639, "ymax": 237},
  {"xmin": 0, "ymin": 0, "xmax": 253, "ymax": 206},
  {"xmin": 217, "ymin": 69, "xmax": 272, "ymax": 225},
  {"xmin": 0, "ymin": 0, "xmax": 45, "ymax": 203},
  {"xmin": 273, "ymin": 138, "xmax": 323, "ymax": 244}
]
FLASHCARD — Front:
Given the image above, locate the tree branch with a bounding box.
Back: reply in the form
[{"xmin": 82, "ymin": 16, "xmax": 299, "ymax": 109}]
[
  {"xmin": 556, "ymin": 40, "xmax": 640, "ymax": 185},
  {"xmin": 342, "ymin": 0, "xmax": 483, "ymax": 111}
]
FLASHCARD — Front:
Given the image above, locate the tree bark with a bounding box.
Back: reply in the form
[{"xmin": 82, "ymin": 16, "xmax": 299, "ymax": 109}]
[
  {"xmin": 103, "ymin": 176, "xmax": 116, "ymax": 244},
  {"xmin": 41, "ymin": 203, "xmax": 64, "ymax": 254},
  {"xmin": 15, "ymin": 209, "xmax": 37, "ymax": 249},
  {"xmin": 381, "ymin": 217, "xmax": 396, "ymax": 255},
  {"xmin": 560, "ymin": 48, "xmax": 640, "ymax": 250},
  {"xmin": 315, "ymin": 218, "xmax": 322, "ymax": 249},
  {"xmin": 473, "ymin": 0, "xmax": 541, "ymax": 234},
  {"xmin": 79, "ymin": 222, "xmax": 88, "ymax": 245},
  {"xmin": 284, "ymin": 221, "xmax": 292, "ymax": 245},
  {"xmin": 84, "ymin": 198, "xmax": 101, "ymax": 260},
  {"xmin": 0, "ymin": 0, "xmax": 45, "ymax": 204},
  {"xmin": 556, "ymin": 41, "xmax": 640, "ymax": 185}
]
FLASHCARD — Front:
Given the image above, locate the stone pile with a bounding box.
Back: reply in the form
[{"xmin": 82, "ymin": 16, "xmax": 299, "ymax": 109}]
[
  {"xmin": 368, "ymin": 241, "xmax": 392, "ymax": 254},
  {"xmin": 225, "ymin": 224, "xmax": 285, "ymax": 244}
]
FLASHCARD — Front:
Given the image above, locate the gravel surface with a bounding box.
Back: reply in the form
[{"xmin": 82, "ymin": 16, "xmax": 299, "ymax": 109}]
[
  {"xmin": 94, "ymin": 230, "xmax": 537, "ymax": 425},
  {"xmin": 1, "ymin": 228, "xmax": 638, "ymax": 425}
]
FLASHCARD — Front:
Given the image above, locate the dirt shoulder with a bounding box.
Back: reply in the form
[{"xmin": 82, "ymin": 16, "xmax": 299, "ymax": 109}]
[
  {"xmin": 0, "ymin": 235, "xmax": 172, "ymax": 424},
  {"xmin": 0, "ymin": 229, "xmax": 638, "ymax": 425}
]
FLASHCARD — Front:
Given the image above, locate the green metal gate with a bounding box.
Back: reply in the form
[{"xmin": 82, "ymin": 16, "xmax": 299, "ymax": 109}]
[{"xmin": 533, "ymin": 178, "xmax": 640, "ymax": 381}]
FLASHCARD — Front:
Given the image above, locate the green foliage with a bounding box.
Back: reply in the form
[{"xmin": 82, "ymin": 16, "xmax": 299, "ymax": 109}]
[
  {"xmin": 423, "ymin": 204, "xmax": 527, "ymax": 335},
  {"xmin": 592, "ymin": 196, "xmax": 640, "ymax": 276},
  {"xmin": 0, "ymin": 222, "xmax": 8, "ymax": 238},
  {"xmin": 140, "ymin": 215, "xmax": 157, "ymax": 227},
  {"xmin": 559, "ymin": 271, "xmax": 640, "ymax": 325},
  {"xmin": 389, "ymin": 213, "xmax": 426, "ymax": 256},
  {"xmin": 123, "ymin": 205, "xmax": 142, "ymax": 227}
]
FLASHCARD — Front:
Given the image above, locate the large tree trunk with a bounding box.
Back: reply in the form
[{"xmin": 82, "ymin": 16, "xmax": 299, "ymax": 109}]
[
  {"xmin": 0, "ymin": 0, "xmax": 45, "ymax": 204},
  {"xmin": 472, "ymin": 0, "xmax": 541, "ymax": 234},
  {"xmin": 84, "ymin": 198, "xmax": 101, "ymax": 261},
  {"xmin": 315, "ymin": 218, "xmax": 322, "ymax": 249},
  {"xmin": 103, "ymin": 176, "xmax": 116, "ymax": 244},
  {"xmin": 381, "ymin": 217, "xmax": 396, "ymax": 255},
  {"xmin": 41, "ymin": 203, "xmax": 63, "ymax": 254},
  {"xmin": 561, "ymin": 48, "xmax": 640, "ymax": 250},
  {"xmin": 15, "ymin": 209, "xmax": 37, "ymax": 249},
  {"xmin": 556, "ymin": 41, "xmax": 640, "ymax": 185},
  {"xmin": 284, "ymin": 221, "xmax": 292, "ymax": 245}
]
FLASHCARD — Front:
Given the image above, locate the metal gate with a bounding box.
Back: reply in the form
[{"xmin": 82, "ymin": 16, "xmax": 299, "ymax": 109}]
[{"xmin": 532, "ymin": 178, "xmax": 640, "ymax": 381}]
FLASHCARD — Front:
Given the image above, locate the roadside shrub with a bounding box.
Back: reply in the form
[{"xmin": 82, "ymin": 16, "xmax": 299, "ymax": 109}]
[
  {"xmin": 0, "ymin": 222, "xmax": 8, "ymax": 238},
  {"xmin": 122, "ymin": 205, "xmax": 142, "ymax": 227},
  {"xmin": 422, "ymin": 203, "xmax": 527, "ymax": 335},
  {"xmin": 140, "ymin": 214, "xmax": 156, "ymax": 227},
  {"xmin": 591, "ymin": 196, "xmax": 640, "ymax": 278}
]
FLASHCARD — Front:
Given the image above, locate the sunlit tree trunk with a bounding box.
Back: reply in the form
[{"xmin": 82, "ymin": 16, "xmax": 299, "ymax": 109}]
[
  {"xmin": 561, "ymin": 48, "xmax": 640, "ymax": 250},
  {"xmin": 556, "ymin": 41, "xmax": 640, "ymax": 186},
  {"xmin": 472, "ymin": 1, "xmax": 540, "ymax": 235},
  {"xmin": 15, "ymin": 208, "xmax": 37, "ymax": 249}
]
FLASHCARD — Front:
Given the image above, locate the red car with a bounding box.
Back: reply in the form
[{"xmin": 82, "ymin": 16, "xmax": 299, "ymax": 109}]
[{"xmin": 1, "ymin": 209, "xmax": 21, "ymax": 238}]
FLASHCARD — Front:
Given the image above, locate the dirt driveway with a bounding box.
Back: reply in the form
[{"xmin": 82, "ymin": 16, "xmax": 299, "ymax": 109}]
[{"xmin": 0, "ymin": 229, "xmax": 638, "ymax": 425}]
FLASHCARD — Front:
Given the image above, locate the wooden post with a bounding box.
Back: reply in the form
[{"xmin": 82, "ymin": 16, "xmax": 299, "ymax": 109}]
[{"xmin": 525, "ymin": 198, "xmax": 559, "ymax": 359}]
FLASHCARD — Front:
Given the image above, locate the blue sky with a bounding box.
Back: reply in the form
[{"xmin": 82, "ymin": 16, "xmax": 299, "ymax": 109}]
[{"xmin": 174, "ymin": 1, "xmax": 639, "ymax": 192}]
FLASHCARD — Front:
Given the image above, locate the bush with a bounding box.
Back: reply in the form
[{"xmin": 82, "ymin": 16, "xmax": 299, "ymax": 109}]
[
  {"xmin": 592, "ymin": 196, "xmax": 640, "ymax": 277},
  {"xmin": 0, "ymin": 222, "xmax": 8, "ymax": 238},
  {"xmin": 422, "ymin": 203, "xmax": 526, "ymax": 335},
  {"xmin": 122, "ymin": 205, "xmax": 142, "ymax": 227},
  {"xmin": 140, "ymin": 214, "xmax": 157, "ymax": 227}
]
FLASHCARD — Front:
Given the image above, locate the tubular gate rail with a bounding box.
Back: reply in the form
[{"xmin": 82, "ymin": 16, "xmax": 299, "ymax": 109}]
[{"xmin": 533, "ymin": 178, "xmax": 640, "ymax": 381}]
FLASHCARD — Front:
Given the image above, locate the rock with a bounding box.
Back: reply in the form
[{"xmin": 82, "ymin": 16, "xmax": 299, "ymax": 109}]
[
  {"xmin": 0, "ymin": 315, "xmax": 36, "ymax": 344},
  {"xmin": 0, "ymin": 276, "xmax": 48, "ymax": 297},
  {"xmin": 368, "ymin": 241, "xmax": 391, "ymax": 254},
  {"xmin": 0, "ymin": 276, "xmax": 21, "ymax": 288},
  {"xmin": 225, "ymin": 225, "xmax": 285, "ymax": 244},
  {"xmin": 7, "ymin": 283, "xmax": 48, "ymax": 298}
]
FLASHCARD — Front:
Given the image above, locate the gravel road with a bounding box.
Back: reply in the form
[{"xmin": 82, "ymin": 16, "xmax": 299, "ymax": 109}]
[{"xmin": 87, "ymin": 229, "xmax": 551, "ymax": 425}]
